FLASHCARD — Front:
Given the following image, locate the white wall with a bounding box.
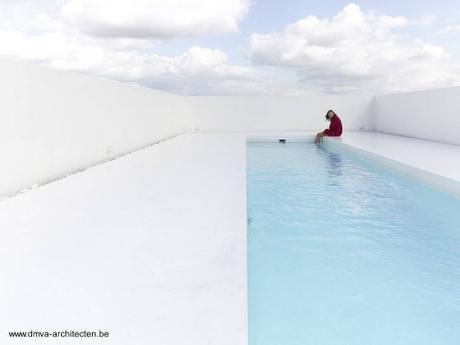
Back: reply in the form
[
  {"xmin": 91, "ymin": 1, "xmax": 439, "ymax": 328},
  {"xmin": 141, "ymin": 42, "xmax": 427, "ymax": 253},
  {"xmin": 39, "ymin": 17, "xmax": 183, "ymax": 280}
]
[
  {"xmin": 0, "ymin": 58, "xmax": 191, "ymax": 197},
  {"xmin": 187, "ymin": 93, "xmax": 373, "ymax": 132},
  {"xmin": 372, "ymin": 87, "xmax": 460, "ymax": 145},
  {"xmin": 0, "ymin": 57, "xmax": 373, "ymax": 197}
]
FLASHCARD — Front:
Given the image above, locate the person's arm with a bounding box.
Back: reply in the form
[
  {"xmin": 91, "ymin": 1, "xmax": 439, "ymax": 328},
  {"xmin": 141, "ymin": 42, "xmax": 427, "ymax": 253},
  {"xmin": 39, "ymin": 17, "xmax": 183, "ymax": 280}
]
[
  {"xmin": 323, "ymin": 122, "xmax": 333, "ymax": 135},
  {"xmin": 324, "ymin": 128, "xmax": 340, "ymax": 136}
]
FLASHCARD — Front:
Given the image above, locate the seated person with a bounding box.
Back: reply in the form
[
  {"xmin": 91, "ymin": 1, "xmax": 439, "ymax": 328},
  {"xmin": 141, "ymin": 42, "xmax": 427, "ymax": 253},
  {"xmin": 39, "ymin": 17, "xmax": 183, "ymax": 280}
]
[{"xmin": 315, "ymin": 109, "xmax": 343, "ymax": 143}]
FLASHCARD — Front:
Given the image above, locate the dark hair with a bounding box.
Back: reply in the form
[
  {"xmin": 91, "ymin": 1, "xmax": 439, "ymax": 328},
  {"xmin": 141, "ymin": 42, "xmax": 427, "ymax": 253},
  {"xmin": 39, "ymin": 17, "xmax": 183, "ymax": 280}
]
[{"xmin": 325, "ymin": 109, "xmax": 336, "ymax": 120}]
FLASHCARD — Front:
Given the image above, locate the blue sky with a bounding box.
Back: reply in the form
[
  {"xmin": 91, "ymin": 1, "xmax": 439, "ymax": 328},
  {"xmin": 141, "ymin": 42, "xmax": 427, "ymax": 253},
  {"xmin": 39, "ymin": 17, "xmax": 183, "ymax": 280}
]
[
  {"xmin": 1, "ymin": 0, "xmax": 459, "ymax": 95},
  {"xmin": 153, "ymin": 0, "xmax": 460, "ymax": 61}
]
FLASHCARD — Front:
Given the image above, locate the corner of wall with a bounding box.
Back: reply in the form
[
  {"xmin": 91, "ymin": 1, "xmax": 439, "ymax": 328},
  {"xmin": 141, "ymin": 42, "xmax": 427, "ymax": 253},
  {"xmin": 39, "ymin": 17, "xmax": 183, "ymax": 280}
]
[{"xmin": 367, "ymin": 96, "xmax": 378, "ymax": 131}]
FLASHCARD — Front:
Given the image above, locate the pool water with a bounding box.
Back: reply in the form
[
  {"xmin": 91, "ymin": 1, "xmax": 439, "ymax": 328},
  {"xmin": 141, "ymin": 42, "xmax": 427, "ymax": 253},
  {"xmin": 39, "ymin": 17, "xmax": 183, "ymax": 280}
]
[{"xmin": 247, "ymin": 142, "xmax": 460, "ymax": 345}]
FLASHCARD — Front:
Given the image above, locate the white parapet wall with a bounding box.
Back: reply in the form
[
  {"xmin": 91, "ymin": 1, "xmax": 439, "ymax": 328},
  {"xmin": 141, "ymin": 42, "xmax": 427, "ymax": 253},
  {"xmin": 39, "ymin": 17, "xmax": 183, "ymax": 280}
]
[
  {"xmin": 0, "ymin": 57, "xmax": 374, "ymax": 196},
  {"xmin": 186, "ymin": 93, "xmax": 373, "ymax": 133},
  {"xmin": 0, "ymin": 58, "xmax": 191, "ymax": 197},
  {"xmin": 372, "ymin": 86, "xmax": 460, "ymax": 146}
]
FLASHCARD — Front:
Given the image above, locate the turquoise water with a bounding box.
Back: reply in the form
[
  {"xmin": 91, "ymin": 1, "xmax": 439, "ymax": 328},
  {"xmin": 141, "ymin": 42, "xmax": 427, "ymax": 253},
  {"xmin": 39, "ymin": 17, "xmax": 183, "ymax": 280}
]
[{"xmin": 247, "ymin": 142, "xmax": 460, "ymax": 345}]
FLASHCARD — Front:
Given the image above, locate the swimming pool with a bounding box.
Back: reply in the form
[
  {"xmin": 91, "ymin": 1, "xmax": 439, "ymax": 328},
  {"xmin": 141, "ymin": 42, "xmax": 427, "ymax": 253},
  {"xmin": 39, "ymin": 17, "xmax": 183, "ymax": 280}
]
[{"xmin": 247, "ymin": 142, "xmax": 460, "ymax": 345}]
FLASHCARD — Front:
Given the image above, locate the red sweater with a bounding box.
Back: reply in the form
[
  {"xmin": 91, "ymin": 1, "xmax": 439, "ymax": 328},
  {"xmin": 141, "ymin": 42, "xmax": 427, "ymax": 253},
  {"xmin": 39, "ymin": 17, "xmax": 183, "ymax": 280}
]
[{"xmin": 323, "ymin": 115, "xmax": 343, "ymax": 136}]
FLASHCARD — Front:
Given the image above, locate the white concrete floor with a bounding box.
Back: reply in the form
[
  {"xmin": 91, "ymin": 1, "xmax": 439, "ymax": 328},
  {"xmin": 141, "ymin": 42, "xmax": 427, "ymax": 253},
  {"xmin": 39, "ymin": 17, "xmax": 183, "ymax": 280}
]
[
  {"xmin": 1, "ymin": 130, "xmax": 459, "ymax": 345},
  {"xmin": 0, "ymin": 133, "xmax": 247, "ymax": 345}
]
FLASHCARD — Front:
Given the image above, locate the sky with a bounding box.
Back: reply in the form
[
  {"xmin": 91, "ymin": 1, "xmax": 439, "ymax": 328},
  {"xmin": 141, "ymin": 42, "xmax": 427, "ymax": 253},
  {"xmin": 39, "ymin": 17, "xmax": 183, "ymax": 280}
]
[{"xmin": 1, "ymin": 0, "xmax": 460, "ymax": 96}]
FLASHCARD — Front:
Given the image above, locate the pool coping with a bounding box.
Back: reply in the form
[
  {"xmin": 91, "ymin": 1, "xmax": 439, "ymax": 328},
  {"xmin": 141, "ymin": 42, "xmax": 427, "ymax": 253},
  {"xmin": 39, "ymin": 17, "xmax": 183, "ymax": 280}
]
[{"xmin": 246, "ymin": 131, "xmax": 460, "ymax": 198}]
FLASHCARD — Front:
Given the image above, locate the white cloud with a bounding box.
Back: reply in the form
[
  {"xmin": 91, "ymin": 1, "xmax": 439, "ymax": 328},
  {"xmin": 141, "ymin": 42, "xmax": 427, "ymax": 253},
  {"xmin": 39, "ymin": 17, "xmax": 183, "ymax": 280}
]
[
  {"xmin": 439, "ymin": 24, "xmax": 460, "ymax": 34},
  {"xmin": 0, "ymin": 0, "xmax": 64, "ymax": 28},
  {"xmin": 0, "ymin": 0, "xmax": 287, "ymax": 96},
  {"xmin": 0, "ymin": 1, "xmax": 457, "ymax": 96},
  {"xmin": 249, "ymin": 3, "xmax": 460, "ymax": 94},
  {"xmin": 135, "ymin": 47, "xmax": 287, "ymax": 95},
  {"xmin": 61, "ymin": 0, "xmax": 249, "ymax": 38},
  {"xmin": 0, "ymin": 25, "xmax": 281, "ymax": 95},
  {"xmin": 409, "ymin": 15, "xmax": 437, "ymax": 26}
]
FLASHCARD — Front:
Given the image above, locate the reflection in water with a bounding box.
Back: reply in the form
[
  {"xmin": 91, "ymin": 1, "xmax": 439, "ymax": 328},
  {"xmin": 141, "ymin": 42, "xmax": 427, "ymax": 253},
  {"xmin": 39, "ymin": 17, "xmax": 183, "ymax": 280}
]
[
  {"xmin": 248, "ymin": 142, "xmax": 460, "ymax": 345},
  {"xmin": 315, "ymin": 143, "xmax": 343, "ymax": 182}
]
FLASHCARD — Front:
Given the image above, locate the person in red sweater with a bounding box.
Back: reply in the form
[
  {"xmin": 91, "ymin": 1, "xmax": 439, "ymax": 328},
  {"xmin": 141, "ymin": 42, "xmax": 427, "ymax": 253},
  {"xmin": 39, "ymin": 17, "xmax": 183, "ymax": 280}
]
[{"xmin": 315, "ymin": 109, "xmax": 343, "ymax": 143}]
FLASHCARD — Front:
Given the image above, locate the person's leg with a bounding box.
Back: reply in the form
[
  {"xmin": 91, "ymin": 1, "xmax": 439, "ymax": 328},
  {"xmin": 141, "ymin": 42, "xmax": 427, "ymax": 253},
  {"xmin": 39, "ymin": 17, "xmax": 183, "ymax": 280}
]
[
  {"xmin": 315, "ymin": 132, "xmax": 323, "ymax": 143},
  {"xmin": 315, "ymin": 133, "xmax": 320, "ymax": 143}
]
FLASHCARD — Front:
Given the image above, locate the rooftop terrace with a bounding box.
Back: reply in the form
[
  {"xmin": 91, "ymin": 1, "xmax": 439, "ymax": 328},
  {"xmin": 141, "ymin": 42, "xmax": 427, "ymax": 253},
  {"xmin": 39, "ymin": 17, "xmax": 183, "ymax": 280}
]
[{"xmin": 1, "ymin": 58, "xmax": 459, "ymax": 344}]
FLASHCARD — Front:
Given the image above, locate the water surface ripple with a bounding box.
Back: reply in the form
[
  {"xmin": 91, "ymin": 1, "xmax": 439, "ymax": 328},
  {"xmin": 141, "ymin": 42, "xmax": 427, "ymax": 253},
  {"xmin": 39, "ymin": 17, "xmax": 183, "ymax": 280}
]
[{"xmin": 248, "ymin": 142, "xmax": 460, "ymax": 345}]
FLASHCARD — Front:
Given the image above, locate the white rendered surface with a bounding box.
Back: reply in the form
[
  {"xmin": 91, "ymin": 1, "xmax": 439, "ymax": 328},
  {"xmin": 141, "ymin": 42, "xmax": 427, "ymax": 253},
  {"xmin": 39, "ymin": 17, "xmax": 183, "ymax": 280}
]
[
  {"xmin": 338, "ymin": 132, "xmax": 460, "ymax": 180},
  {"xmin": 3, "ymin": 57, "xmax": 460, "ymax": 197},
  {"xmin": 0, "ymin": 57, "xmax": 190, "ymax": 197},
  {"xmin": 0, "ymin": 57, "xmax": 372, "ymax": 197},
  {"xmin": 1, "ymin": 131, "xmax": 459, "ymax": 345},
  {"xmin": 187, "ymin": 94, "xmax": 372, "ymax": 133},
  {"xmin": 246, "ymin": 131, "xmax": 460, "ymax": 196},
  {"xmin": 0, "ymin": 133, "xmax": 247, "ymax": 345},
  {"xmin": 372, "ymin": 87, "xmax": 460, "ymax": 145},
  {"xmin": 245, "ymin": 131, "xmax": 460, "ymax": 196},
  {"xmin": 328, "ymin": 132, "xmax": 460, "ymax": 197}
]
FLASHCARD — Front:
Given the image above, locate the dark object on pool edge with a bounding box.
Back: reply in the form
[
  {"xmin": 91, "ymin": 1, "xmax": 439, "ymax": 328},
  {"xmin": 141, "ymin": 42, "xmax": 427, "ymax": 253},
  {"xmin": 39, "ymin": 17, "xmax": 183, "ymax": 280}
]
[{"xmin": 279, "ymin": 139, "xmax": 286, "ymax": 143}]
